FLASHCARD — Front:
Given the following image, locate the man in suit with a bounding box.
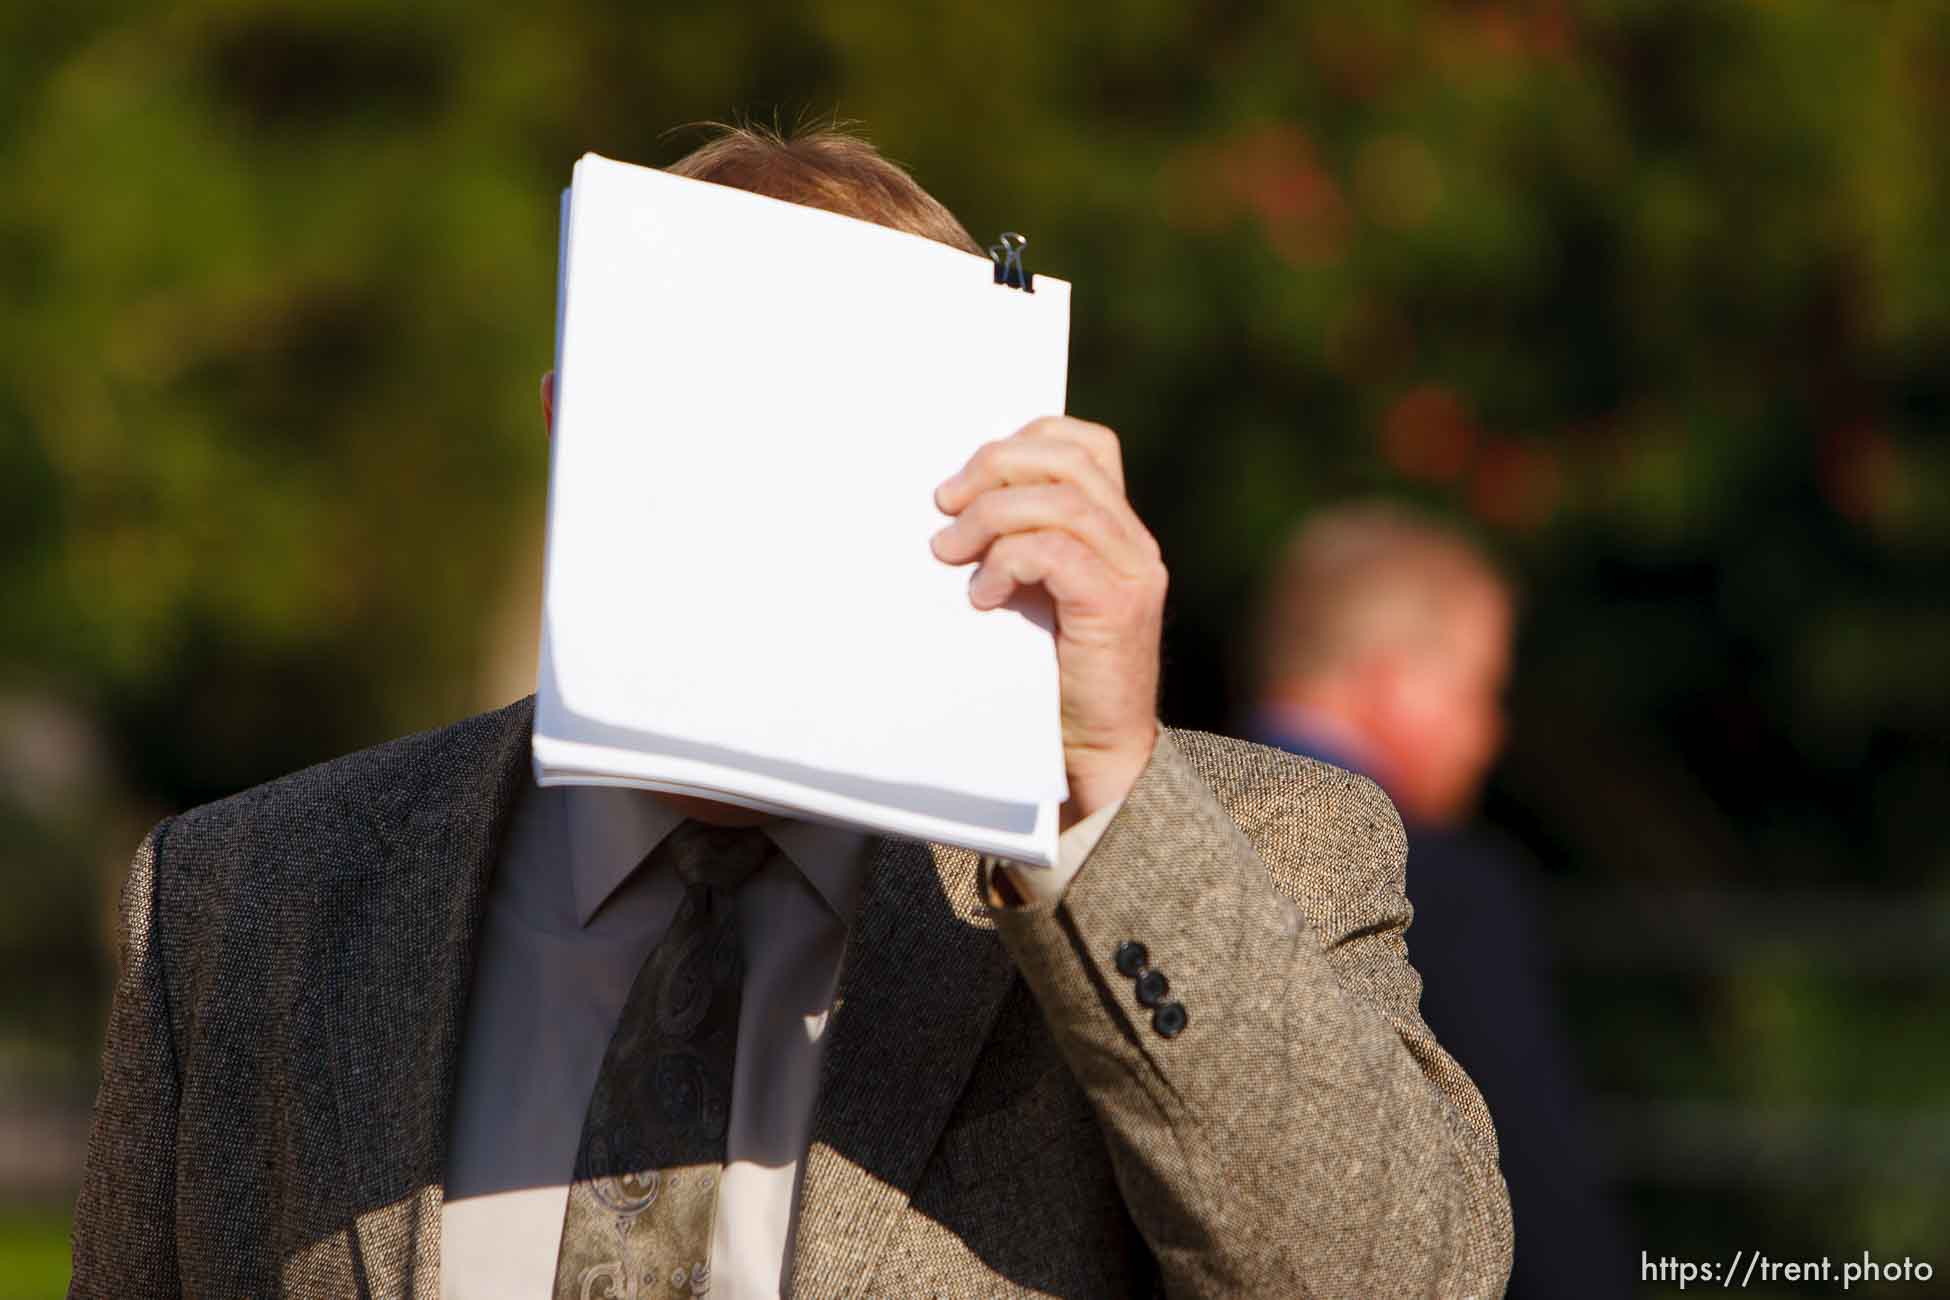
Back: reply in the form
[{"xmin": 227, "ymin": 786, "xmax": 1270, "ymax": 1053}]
[
  {"xmin": 72, "ymin": 127, "xmax": 1512, "ymax": 1298},
  {"xmin": 1245, "ymin": 501, "xmax": 1630, "ymax": 1300}
]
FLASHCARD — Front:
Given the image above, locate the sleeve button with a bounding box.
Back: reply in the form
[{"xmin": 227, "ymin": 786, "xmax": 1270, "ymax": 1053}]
[
  {"xmin": 1134, "ymin": 968, "xmax": 1169, "ymax": 1007},
  {"xmin": 1113, "ymin": 941, "xmax": 1149, "ymax": 977},
  {"xmin": 1152, "ymin": 1001, "xmax": 1188, "ymax": 1038}
]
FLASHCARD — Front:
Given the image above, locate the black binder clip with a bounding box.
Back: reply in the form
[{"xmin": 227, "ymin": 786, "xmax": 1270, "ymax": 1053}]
[{"xmin": 989, "ymin": 232, "xmax": 1034, "ymax": 292}]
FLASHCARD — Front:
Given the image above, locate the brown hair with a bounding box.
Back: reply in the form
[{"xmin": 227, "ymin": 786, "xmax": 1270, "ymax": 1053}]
[
  {"xmin": 665, "ymin": 121, "xmax": 982, "ymax": 255},
  {"xmin": 1252, "ymin": 500, "xmax": 1514, "ymax": 695}
]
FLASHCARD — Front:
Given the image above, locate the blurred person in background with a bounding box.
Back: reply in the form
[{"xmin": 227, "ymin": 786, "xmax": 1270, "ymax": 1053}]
[{"xmin": 1246, "ymin": 500, "xmax": 1630, "ymax": 1300}]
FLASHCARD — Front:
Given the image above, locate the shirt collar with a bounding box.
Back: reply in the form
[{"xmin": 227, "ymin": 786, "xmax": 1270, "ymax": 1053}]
[{"xmin": 562, "ymin": 785, "xmax": 875, "ymax": 929}]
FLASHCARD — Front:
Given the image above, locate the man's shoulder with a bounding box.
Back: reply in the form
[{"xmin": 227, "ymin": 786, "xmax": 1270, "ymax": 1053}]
[
  {"xmin": 1162, "ymin": 724, "xmax": 1409, "ymax": 912},
  {"xmin": 161, "ymin": 695, "xmax": 534, "ymax": 864},
  {"xmin": 1164, "ymin": 724, "xmax": 1401, "ymax": 837}
]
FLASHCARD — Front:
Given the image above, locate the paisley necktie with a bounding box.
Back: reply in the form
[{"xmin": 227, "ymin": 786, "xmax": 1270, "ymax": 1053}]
[{"xmin": 552, "ymin": 820, "xmax": 774, "ymax": 1299}]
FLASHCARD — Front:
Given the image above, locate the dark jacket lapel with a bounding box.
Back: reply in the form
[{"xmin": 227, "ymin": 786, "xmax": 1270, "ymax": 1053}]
[
  {"xmin": 787, "ymin": 834, "xmax": 1019, "ymax": 1298},
  {"xmin": 321, "ymin": 695, "xmax": 535, "ymax": 1297}
]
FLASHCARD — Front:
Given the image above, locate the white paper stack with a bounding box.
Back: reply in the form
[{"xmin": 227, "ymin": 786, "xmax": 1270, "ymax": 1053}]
[{"xmin": 533, "ymin": 152, "xmax": 1073, "ymax": 866}]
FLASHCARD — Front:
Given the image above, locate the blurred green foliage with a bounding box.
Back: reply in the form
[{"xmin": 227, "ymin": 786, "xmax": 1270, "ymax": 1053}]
[
  {"xmin": 0, "ymin": 1207, "xmax": 69, "ymax": 1300},
  {"xmin": 2, "ymin": 0, "xmax": 1946, "ymax": 1284}
]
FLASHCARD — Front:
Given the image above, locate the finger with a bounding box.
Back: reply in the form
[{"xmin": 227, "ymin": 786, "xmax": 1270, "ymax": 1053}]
[
  {"xmin": 967, "ymin": 528, "xmax": 1121, "ymax": 614},
  {"xmin": 937, "ymin": 425, "xmax": 1160, "ymax": 572},
  {"xmin": 1014, "ymin": 415, "xmax": 1126, "ymax": 497},
  {"xmin": 932, "ymin": 482, "xmax": 1150, "ymax": 577},
  {"xmin": 936, "ymin": 431, "xmax": 1125, "ymax": 526}
]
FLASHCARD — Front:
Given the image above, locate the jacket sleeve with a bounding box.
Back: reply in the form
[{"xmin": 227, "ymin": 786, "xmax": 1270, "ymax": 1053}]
[
  {"xmin": 989, "ymin": 729, "xmax": 1514, "ymax": 1298},
  {"xmin": 71, "ymin": 819, "xmax": 183, "ymax": 1297}
]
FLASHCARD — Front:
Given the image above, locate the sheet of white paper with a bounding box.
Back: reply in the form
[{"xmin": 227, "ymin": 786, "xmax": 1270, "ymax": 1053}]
[
  {"xmin": 535, "ymin": 622, "xmax": 1060, "ymax": 864},
  {"xmin": 540, "ymin": 153, "xmax": 1071, "ymax": 809}
]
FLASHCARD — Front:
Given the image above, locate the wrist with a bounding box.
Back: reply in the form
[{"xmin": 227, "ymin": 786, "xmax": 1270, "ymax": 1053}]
[{"xmin": 1061, "ymin": 720, "xmax": 1159, "ymax": 831}]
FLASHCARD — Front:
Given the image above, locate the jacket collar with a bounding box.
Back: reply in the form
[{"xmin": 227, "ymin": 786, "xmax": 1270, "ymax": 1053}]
[
  {"xmin": 323, "ymin": 696, "xmax": 1017, "ymax": 1297},
  {"xmin": 323, "ymin": 694, "xmax": 536, "ymax": 1295},
  {"xmin": 785, "ymin": 828, "xmax": 1017, "ymax": 1296}
]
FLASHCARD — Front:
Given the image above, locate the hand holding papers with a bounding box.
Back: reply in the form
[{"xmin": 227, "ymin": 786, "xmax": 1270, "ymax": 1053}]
[{"xmin": 533, "ymin": 153, "xmax": 1073, "ymax": 866}]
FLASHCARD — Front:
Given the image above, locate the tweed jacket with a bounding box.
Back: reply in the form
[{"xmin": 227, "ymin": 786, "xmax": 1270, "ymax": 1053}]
[{"xmin": 72, "ymin": 696, "xmax": 1512, "ymax": 1298}]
